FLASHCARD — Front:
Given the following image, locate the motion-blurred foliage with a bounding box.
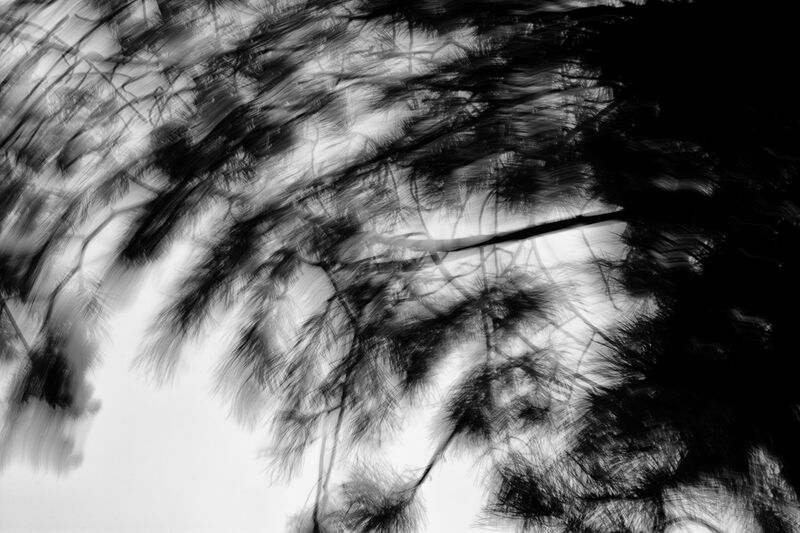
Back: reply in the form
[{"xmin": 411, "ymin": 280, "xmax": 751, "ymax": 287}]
[{"xmin": 2, "ymin": 0, "xmax": 800, "ymax": 531}]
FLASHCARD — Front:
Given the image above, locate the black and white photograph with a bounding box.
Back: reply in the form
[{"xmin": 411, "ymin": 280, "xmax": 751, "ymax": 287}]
[{"xmin": 0, "ymin": 1, "xmax": 797, "ymax": 531}]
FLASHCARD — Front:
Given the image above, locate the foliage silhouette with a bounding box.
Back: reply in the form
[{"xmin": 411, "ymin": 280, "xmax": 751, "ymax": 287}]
[{"xmin": 2, "ymin": 0, "xmax": 800, "ymax": 532}]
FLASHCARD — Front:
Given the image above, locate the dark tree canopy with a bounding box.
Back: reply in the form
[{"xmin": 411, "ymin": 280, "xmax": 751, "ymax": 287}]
[{"xmin": 2, "ymin": 0, "xmax": 800, "ymax": 531}]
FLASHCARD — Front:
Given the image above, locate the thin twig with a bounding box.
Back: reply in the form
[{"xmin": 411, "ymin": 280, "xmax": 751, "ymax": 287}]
[{"xmin": 0, "ymin": 296, "xmax": 31, "ymax": 352}]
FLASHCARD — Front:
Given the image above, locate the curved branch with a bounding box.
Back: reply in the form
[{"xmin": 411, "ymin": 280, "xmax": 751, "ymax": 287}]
[{"xmin": 663, "ymin": 515, "xmax": 725, "ymax": 533}]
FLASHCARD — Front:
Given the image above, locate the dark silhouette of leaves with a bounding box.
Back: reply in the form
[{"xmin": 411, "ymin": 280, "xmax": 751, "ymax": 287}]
[
  {"xmin": 4, "ymin": 0, "xmax": 800, "ymax": 530},
  {"xmin": 340, "ymin": 466, "xmax": 422, "ymax": 533}
]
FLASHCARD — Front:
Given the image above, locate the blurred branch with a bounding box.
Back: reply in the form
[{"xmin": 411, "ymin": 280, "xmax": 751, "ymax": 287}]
[
  {"xmin": 43, "ymin": 200, "xmax": 151, "ymax": 325},
  {"xmin": 530, "ymin": 239, "xmax": 614, "ymax": 345},
  {"xmin": 0, "ymin": 296, "xmax": 30, "ymax": 353},
  {"xmin": 411, "ymin": 427, "xmax": 459, "ymax": 491},
  {"xmin": 663, "ymin": 516, "xmax": 724, "ymax": 533},
  {"xmin": 390, "ymin": 209, "xmax": 626, "ymax": 254},
  {"xmin": 579, "ymin": 229, "xmax": 621, "ymax": 312}
]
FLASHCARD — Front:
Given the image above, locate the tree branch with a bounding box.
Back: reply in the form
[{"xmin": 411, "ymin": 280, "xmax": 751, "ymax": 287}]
[
  {"xmin": 394, "ymin": 209, "xmax": 626, "ymax": 254},
  {"xmin": 0, "ymin": 296, "xmax": 30, "ymax": 353}
]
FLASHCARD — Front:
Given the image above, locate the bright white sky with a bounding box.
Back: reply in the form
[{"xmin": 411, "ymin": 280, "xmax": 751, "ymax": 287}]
[{"xmin": 0, "ymin": 246, "xmax": 292, "ymax": 533}]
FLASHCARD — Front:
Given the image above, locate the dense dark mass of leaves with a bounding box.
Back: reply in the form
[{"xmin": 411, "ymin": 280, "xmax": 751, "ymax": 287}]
[{"xmin": 2, "ymin": 0, "xmax": 800, "ymax": 531}]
